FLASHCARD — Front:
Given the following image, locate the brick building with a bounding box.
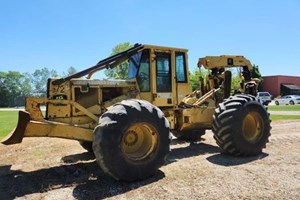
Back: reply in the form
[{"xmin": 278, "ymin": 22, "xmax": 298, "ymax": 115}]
[{"xmin": 262, "ymin": 75, "xmax": 300, "ymax": 97}]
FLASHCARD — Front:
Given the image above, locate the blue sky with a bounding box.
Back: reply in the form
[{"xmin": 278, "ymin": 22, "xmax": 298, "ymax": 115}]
[{"xmin": 0, "ymin": 0, "xmax": 299, "ymax": 77}]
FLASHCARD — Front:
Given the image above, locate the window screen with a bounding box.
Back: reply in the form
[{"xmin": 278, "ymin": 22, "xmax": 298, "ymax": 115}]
[
  {"xmin": 137, "ymin": 50, "xmax": 150, "ymax": 92},
  {"xmin": 156, "ymin": 53, "xmax": 171, "ymax": 92},
  {"xmin": 175, "ymin": 52, "xmax": 187, "ymax": 82}
]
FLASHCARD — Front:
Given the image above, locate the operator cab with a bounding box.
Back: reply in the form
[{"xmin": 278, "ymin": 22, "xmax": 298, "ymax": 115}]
[{"xmin": 127, "ymin": 45, "xmax": 192, "ymax": 107}]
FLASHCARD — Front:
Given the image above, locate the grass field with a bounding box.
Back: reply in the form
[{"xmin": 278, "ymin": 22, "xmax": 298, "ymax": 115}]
[
  {"xmin": 0, "ymin": 111, "xmax": 18, "ymax": 140},
  {"xmin": 268, "ymin": 104, "xmax": 300, "ymax": 120},
  {"xmin": 270, "ymin": 114, "xmax": 300, "ymax": 121},
  {"xmin": 0, "ymin": 106, "xmax": 299, "ymax": 140},
  {"xmin": 268, "ymin": 104, "xmax": 300, "ymax": 111}
]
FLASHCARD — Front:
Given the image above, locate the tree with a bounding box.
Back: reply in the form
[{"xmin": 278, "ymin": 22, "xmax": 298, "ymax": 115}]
[
  {"xmin": 189, "ymin": 68, "xmax": 207, "ymax": 91},
  {"xmin": 0, "ymin": 71, "xmax": 32, "ymax": 107},
  {"xmin": 62, "ymin": 66, "xmax": 77, "ymax": 77},
  {"xmin": 251, "ymin": 64, "xmax": 263, "ymax": 91},
  {"xmin": 104, "ymin": 42, "xmax": 133, "ymax": 79},
  {"xmin": 229, "ymin": 69, "xmax": 242, "ymax": 94},
  {"xmin": 32, "ymin": 68, "xmax": 58, "ymax": 97},
  {"xmin": 17, "ymin": 72, "xmax": 32, "ymax": 105},
  {"xmin": 0, "ymin": 72, "xmax": 10, "ymax": 107}
]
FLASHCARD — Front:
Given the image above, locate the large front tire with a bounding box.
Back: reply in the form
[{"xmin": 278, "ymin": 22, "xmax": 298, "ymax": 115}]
[
  {"xmin": 212, "ymin": 94, "xmax": 271, "ymax": 156},
  {"xmin": 93, "ymin": 99, "xmax": 171, "ymax": 181}
]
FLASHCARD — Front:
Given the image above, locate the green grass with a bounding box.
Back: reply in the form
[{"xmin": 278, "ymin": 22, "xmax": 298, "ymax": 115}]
[
  {"xmin": 268, "ymin": 104, "xmax": 300, "ymax": 111},
  {"xmin": 0, "ymin": 111, "xmax": 18, "ymax": 140},
  {"xmin": 270, "ymin": 114, "xmax": 300, "ymax": 121},
  {"xmin": 0, "ymin": 108, "xmax": 299, "ymax": 140}
]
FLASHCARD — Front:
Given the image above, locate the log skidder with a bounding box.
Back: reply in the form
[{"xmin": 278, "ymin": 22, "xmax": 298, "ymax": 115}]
[
  {"xmin": 212, "ymin": 94, "xmax": 271, "ymax": 156},
  {"xmin": 2, "ymin": 44, "xmax": 272, "ymax": 181},
  {"xmin": 93, "ymin": 99, "xmax": 171, "ymax": 181}
]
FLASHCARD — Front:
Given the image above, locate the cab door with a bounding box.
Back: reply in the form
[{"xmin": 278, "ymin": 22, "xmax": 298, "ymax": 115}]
[
  {"xmin": 175, "ymin": 51, "xmax": 192, "ymax": 103},
  {"xmin": 152, "ymin": 52, "xmax": 175, "ymax": 107}
]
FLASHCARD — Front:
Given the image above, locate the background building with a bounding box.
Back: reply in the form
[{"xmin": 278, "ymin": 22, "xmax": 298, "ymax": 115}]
[{"xmin": 262, "ymin": 75, "xmax": 300, "ymax": 97}]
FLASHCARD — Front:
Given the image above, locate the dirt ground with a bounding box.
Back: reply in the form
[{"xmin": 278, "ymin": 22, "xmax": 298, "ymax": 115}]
[{"xmin": 0, "ymin": 119, "xmax": 299, "ymax": 200}]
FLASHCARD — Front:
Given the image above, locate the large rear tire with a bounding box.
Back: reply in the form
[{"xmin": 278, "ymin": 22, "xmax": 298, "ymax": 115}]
[
  {"xmin": 212, "ymin": 94, "xmax": 271, "ymax": 156},
  {"xmin": 93, "ymin": 99, "xmax": 171, "ymax": 181}
]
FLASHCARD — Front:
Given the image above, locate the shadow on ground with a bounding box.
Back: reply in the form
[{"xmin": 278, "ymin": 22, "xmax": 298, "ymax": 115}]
[
  {"xmin": 0, "ymin": 153, "xmax": 165, "ymax": 199},
  {"xmin": 0, "ymin": 141, "xmax": 268, "ymax": 199},
  {"xmin": 0, "ymin": 151, "xmax": 164, "ymax": 200},
  {"xmin": 167, "ymin": 140, "xmax": 220, "ymax": 164},
  {"xmin": 206, "ymin": 152, "xmax": 269, "ymax": 166}
]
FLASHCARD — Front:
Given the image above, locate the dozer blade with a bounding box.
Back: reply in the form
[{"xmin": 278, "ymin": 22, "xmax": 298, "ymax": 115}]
[{"xmin": 1, "ymin": 110, "xmax": 31, "ymax": 145}]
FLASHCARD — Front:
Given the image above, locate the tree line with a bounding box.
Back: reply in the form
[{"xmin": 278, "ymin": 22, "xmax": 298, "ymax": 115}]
[
  {"xmin": 0, "ymin": 64, "xmax": 262, "ymax": 107},
  {"xmin": 0, "ymin": 67, "xmax": 76, "ymax": 107}
]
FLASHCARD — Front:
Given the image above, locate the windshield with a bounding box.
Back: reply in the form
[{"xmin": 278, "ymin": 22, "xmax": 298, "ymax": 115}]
[
  {"xmin": 128, "ymin": 52, "xmax": 142, "ymax": 79},
  {"xmin": 128, "ymin": 50, "xmax": 150, "ymax": 92}
]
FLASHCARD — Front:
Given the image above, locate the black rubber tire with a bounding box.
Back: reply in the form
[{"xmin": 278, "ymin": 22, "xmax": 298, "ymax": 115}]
[
  {"xmin": 212, "ymin": 94, "xmax": 271, "ymax": 156},
  {"xmin": 275, "ymin": 101, "xmax": 279, "ymax": 106},
  {"xmin": 223, "ymin": 70, "xmax": 232, "ymax": 99},
  {"xmin": 172, "ymin": 129, "xmax": 205, "ymax": 142},
  {"xmin": 79, "ymin": 141, "xmax": 93, "ymax": 153},
  {"xmin": 289, "ymin": 100, "xmax": 295, "ymax": 105},
  {"xmin": 93, "ymin": 99, "xmax": 171, "ymax": 181}
]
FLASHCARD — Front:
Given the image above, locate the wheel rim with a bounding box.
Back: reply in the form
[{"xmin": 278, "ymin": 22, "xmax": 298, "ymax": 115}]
[
  {"xmin": 121, "ymin": 122, "xmax": 158, "ymax": 161},
  {"xmin": 242, "ymin": 111, "xmax": 264, "ymax": 143}
]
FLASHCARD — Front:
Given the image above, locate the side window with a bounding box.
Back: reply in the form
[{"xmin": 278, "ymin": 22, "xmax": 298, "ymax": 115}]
[
  {"xmin": 156, "ymin": 53, "xmax": 171, "ymax": 92},
  {"xmin": 137, "ymin": 50, "xmax": 150, "ymax": 92},
  {"xmin": 175, "ymin": 52, "xmax": 187, "ymax": 82}
]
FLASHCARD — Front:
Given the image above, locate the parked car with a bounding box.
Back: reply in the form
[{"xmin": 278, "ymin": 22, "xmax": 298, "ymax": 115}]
[
  {"xmin": 256, "ymin": 92, "xmax": 272, "ymax": 105},
  {"xmin": 274, "ymin": 95, "xmax": 300, "ymax": 105}
]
